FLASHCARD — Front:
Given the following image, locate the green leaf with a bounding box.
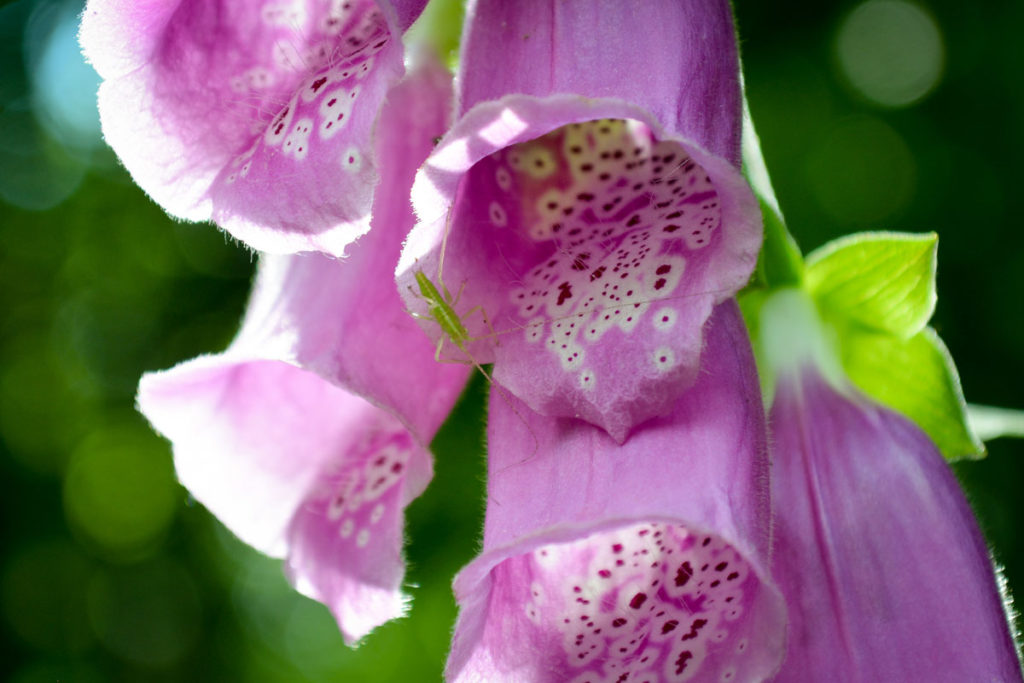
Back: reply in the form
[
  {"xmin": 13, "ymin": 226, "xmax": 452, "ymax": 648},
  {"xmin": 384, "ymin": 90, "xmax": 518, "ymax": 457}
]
[
  {"xmin": 841, "ymin": 326, "xmax": 984, "ymax": 461},
  {"xmin": 404, "ymin": 0, "xmax": 466, "ymax": 69},
  {"xmin": 806, "ymin": 232, "xmax": 937, "ymax": 338}
]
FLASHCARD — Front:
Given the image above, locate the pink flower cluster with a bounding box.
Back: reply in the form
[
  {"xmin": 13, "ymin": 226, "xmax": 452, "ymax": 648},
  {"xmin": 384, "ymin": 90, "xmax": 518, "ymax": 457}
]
[{"xmin": 82, "ymin": 0, "xmax": 1021, "ymax": 679}]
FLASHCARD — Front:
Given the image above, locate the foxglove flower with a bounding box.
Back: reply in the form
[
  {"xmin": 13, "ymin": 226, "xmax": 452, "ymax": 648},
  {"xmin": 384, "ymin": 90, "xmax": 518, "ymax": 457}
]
[
  {"xmin": 397, "ymin": 0, "xmax": 761, "ymax": 442},
  {"xmin": 80, "ymin": 0, "xmax": 428, "ymax": 255},
  {"xmin": 447, "ymin": 303, "xmax": 787, "ymax": 682},
  {"xmin": 760, "ymin": 289, "xmax": 1022, "ymax": 681},
  {"xmin": 137, "ymin": 65, "xmax": 469, "ymax": 643}
]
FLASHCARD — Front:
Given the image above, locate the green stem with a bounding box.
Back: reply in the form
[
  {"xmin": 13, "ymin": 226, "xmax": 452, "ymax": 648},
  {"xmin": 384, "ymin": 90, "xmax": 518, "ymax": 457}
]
[{"xmin": 740, "ymin": 96, "xmax": 804, "ymax": 289}]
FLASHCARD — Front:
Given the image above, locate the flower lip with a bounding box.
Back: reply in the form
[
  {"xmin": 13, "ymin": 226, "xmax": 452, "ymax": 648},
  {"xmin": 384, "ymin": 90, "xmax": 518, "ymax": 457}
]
[
  {"xmin": 398, "ymin": 95, "xmax": 761, "ymax": 442},
  {"xmin": 449, "ymin": 516, "xmax": 786, "ymax": 683}
]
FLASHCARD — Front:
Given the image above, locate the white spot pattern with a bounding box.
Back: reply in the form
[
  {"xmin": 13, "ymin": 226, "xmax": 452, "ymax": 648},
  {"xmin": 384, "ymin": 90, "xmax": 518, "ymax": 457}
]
[
  {"xmin": 310, "ymin": 429, "xmax": 414, "ymax": 552},
  {"xmin": 516, "ymin": 522, "xmax": 758, "ymax": 682},
  {"xmin": 487, "ymin": 119, "xmax": 720, "ymax": 386},
  {"xmin": 342, "ymin": 145, "xmax": 362, "ymax": 172},
  {"xmin": 225, "ymin": 0, "xmax": 391, "ymax": 175},
  {"xmin": 283, "ymin": 117, "xmax": 313, "ymax": 159}
]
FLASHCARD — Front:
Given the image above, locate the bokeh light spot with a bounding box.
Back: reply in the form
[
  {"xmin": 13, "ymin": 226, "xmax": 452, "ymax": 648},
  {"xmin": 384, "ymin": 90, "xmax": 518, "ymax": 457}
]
[
  {"xmin": 87, "ymin": 558, "xmax": 201, "ymax": 666},
  {"xmin": 836, "ymin": 0, "xmax": 944, "ymax": 108},
  {"xmin": 26, "ymin": 0, "xmax": 102, "ymax": 150},
  {"xmin": 0, "ymin": 337, "xmax": 93, "ymax": 474},
  {"xmin": 1, "ymin": 538, "xmax": 95, "ymax": 654},
  {"xmin": 805, "ymin": 116, "xmax": 916, "ymax": 226},
  {"xmin": 9, "ymin": 660, "xmax": 105, "ymax": 683},
  {"xmin": 63, "ymin": 422, "xmax": 178, "ymax": 556}
]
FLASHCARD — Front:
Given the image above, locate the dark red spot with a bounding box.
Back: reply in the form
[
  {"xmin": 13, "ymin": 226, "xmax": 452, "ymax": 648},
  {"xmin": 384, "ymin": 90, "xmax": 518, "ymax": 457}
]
[
  {"xmin": 663, "ymin": 224, "xmax": 680, "ymax": 233},
  {"xmin": 675, "ymin": 561, "xmax": 694, "ymax": 587},
  {"xmin": 674, "ymin": 650, "xmax": 694, "ymax": 675},
  {"xmin": 681, "ymin": 618, "xmax": 708, "ymax": 641},
  {"xmin": 611, "ymin": 617, "xmax": 627, "ymax": 628},
  {"xmin": 310, "ymin": 76, "xmax": 327, "ymax": 92},
  {"xmin": 629, "ymin": 592, "xmax": 647, "ymax": 609},
  {"xmin": 716, "ymin": 561, "xmax": 728, "ymax": 571},
  {"xmin": 661, "ymin": 619, "xmax": 679, "ymax": 634},
  {"xmin": 557, "ymin": 282, "xmax": 573, "ymax": 306},
  {"xmin": 654, "ymin": 278, "xmax": 667, "ymax": 290},
  {"xmin": 656, "ymin": 264, "xmax": 671, "ymax": 275}
]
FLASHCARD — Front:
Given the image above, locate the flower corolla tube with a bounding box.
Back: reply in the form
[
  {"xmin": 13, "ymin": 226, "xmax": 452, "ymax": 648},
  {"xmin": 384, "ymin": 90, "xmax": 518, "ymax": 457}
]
[
  {"xmin": 761, "ymin": 289, "xmax": 1022, "ymax": 682},
  {"xmin": 446, "ymin": 303, "xmax": 787, "ymax": 682}
]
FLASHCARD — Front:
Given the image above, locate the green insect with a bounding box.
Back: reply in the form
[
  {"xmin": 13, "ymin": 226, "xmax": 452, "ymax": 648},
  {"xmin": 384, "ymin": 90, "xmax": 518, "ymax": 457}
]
[
  {"xmin": 413, "ymin": 270, "xmax": 476, "ymax": 362},
  {"xmin": 409, "ymin": 204, "xmax": 501, "ymax": 365}
]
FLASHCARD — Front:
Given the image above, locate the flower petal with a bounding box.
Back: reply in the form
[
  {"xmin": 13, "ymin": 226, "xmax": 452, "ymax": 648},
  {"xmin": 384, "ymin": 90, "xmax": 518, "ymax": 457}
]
[
  {"xmin": 458, "ymin": 0, "xmax": 742, "ymax": 165},
  {"xmin": 137, "ymin": 63, "xmax": 468, "ymax": 642},
  {"xmin": 396, "ymin": 1, "xmax": 758, "ymax": 441},
  {"xmin": 81, "ymin": 0, "xmax": 427, "ymax": 255},
  {"xmin": 446, "ymin": 302, "xmax": 786, "ymax": 682},
  {"xmin": 770, "ymin": 369, "xmax": 1022, "ymax": 681}
]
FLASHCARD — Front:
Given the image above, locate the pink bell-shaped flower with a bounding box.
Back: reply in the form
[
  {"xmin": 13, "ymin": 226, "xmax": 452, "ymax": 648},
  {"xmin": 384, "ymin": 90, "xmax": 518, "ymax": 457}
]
[
  {"xmin": 137, "ymin": 65, "xmax": 469, "ymax": 643},
  {"xmin": 761, "ymin": 289, "xmax": 1022, "ymax": 681},
  {"xmin": 397, "ymin": 0, "xmax": 762, "ymax": 442},
  {"xmin": 446, "ymin": 303, "xmax": 787, "ymax": 682}
]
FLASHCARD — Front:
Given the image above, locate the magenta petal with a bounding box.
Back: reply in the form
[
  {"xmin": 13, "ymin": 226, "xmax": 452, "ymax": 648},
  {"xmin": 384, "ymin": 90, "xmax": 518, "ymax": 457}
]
[
  {"xmin": 396, "ymin": 2, "xmax": 757, "ymax": 441},
  {"xmin": 446, "ymin": 303, "xmax": 786, "ymax": 682},
  {"xmin": 137, "ymin": 65, "xmax": 468, "ymax": 643},
  {"xmin": 81, "ymin": 0, "xmax": 427, "ymax": 255},
  {"xmin": 770, "ymin": 370, "xmax": 1022, "ymax": 681}
]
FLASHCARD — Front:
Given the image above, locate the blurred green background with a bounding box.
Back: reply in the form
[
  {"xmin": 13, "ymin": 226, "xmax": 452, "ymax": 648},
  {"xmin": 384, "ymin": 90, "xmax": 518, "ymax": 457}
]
[{"xmin": 0, "ymin": 0, "xmax": 1020, "ymax": 680}]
